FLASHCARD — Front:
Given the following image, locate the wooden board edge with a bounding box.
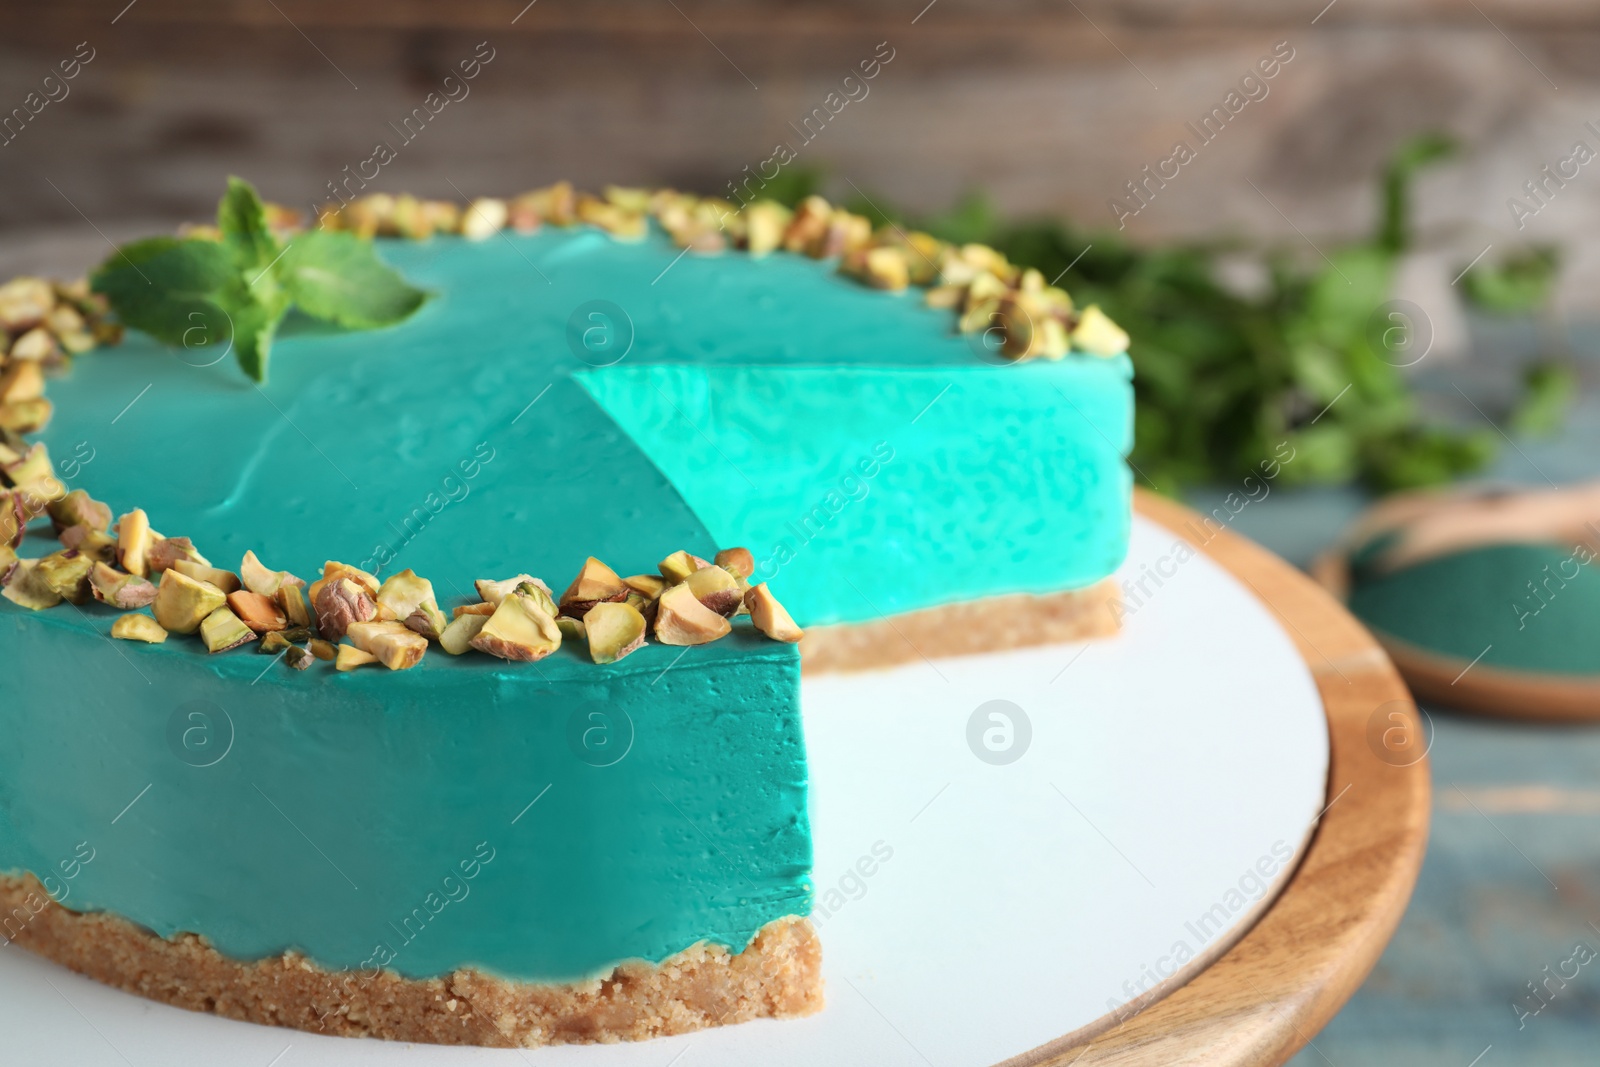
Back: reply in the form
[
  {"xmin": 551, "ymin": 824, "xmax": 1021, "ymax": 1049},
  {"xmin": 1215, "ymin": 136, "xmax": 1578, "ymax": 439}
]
[
  {"xmin": 1032, "ymin": 489, "xmax": 1431, "ymax": 1066},
  {"xmin": 1378, "ymin": 635, "xmax": 1600, "ymax": 722}
]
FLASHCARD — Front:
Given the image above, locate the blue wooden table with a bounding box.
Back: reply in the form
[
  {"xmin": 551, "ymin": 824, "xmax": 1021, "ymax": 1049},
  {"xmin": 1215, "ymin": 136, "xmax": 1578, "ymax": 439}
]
[{"xmin": 1185, "ymin": 360, "xmax": 1600, "ymax": 1065}]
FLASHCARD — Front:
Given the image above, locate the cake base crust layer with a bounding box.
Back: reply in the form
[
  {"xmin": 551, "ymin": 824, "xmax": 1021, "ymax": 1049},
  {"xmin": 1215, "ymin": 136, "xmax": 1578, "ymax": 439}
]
[
  {"xmin": 799, "ymin": 579, "xmax": 1120, "ymax": 674},
  {"xmin": 0, "ymin": 875, "xmax": 820, "ymax": 1048}
]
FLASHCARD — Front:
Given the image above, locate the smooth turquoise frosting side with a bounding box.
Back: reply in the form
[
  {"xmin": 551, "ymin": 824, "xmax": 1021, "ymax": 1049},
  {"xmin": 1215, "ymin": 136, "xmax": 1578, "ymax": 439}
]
[
  {"xmin": 0, "ymin": 606, "xmax": 809, "ymax": 982},
  {"xmin": 1348, "ymin": 542, "xmax": 1600, "ymax": 675}
]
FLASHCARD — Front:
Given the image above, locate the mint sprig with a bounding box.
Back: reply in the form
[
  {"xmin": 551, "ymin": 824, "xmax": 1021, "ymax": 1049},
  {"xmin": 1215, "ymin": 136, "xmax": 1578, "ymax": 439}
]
[{"xmin": 92, "ymin": 177, "xmax": 428, "ymax": 383}]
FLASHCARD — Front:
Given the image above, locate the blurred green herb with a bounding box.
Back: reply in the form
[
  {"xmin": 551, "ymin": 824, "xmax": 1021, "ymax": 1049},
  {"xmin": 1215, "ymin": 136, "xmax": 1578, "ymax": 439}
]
[
  {"xmin": 805, "ymin": 136, "xmax": 1560, "ymax": 492},
  {"xmin": 1509, "ymin": 362, "xmax": 1578, "ymax": 437},
  {"xmin": 1378, "ymin": 133, "xmax": 1456, "ymax": 253},
  {"xmin": 1459, "ymin": 245, "xmax": 1560, "ymax": 314}
]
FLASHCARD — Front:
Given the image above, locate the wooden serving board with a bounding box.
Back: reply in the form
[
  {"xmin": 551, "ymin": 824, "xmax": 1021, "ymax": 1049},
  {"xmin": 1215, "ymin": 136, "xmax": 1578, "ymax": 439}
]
[{"xmin": 1043, "ymin": 490, "xmax": 1432, "ymax": 1066}]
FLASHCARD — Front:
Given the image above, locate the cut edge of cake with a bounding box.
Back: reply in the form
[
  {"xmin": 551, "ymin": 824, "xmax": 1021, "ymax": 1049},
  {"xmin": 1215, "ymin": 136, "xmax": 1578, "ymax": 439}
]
[{"xmin": 800, "ymin": 578, "xmax": 1121, "ymax": 674}]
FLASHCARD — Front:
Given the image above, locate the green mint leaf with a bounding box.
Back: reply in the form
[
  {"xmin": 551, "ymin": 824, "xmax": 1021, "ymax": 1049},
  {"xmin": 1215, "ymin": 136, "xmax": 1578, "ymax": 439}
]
[
  {"xmin": 227, "ymin": 291, "xmax": 286, "ymax": 385},
  {"xmin": 91, "ymin": 237, "xmax": 239, "ymax": 349},
  {"xmin": 275, "ymin": 229, "xmax": 429, "ymax": 329},
  {"xmin": 92, "ymin": 236, "xmax": 289, "ymax": 384},
  {"xmin": 95, "ymin": 179, "xmax": 426, "ymax": 383},
  {"xmin": 218, "ymin": 176, "xmax": 279, "ymax": 275}
]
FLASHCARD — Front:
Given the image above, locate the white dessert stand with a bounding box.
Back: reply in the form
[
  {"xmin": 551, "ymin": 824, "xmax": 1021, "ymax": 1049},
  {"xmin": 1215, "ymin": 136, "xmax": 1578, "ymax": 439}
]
[{"xmin": 0, "ymin": 492, "xmax": 1428, "ymax": 1066}]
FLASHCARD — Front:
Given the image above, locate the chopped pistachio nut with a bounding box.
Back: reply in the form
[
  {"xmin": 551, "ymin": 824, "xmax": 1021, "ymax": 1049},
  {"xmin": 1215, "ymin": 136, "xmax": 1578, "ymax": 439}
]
[
  {"xmin": 0, "ymin": 399, "xmax": 52, "ymax": 434},
  {"xmin": 712, "ymin": 547, "xmax": 754, "ymax": 580},
  {"xmin": 154, "ymin": 568, "xmax": 229, "ymax": 634},
  {"xmin": 37, "ymin": 551, "xmax": 92, "ymax": 603},
  {"xmin": 376, "ymin": 568, "xmax": 433, "ymax": 617},
  {"xmin": 475, "ymin": 573, "xmax": 551, "ymax": 607},
  {"xmin": 0, "ymin": 543, "xmax": 15, "ymax": 578},
  {"xmin": 965, "ymin": 270, "xmax": 1009, "ymax": 310},
  {"xmin": 278, "ymin": 582, "xmax": 311, "ymax": 628},
  {"xmin": 283, "ymin": 645, "xmax": 313, "ymax": 670},
  {"xmin": 319, "ymin": 560, "xmax": 380, "ymax": 596},
  {"xmin": 259, "ymin": 630, "xmax": 296, "ymax": 655},
  {"xmin": 516, "ymin": 580, "xmax": 560, "ymax": 619},
  {"xmin": 171, "ymin": 558, "xmax": 242, "ymax": 594},
  {"xmin": 575, "ymin": 195, "xmax": 648, "ymax": 240},
  {"xmin": 506, "ymin": 195, "xmax": 542, "ymax": 233},
  {"xmin": 115, "ymin": 508, "xmax": 153, "ymax": 577},
  {"xmin": 146, "ymin": 536, "xmax": 208, "ymax": 575},
  {"xmin": 2, "ymin": 558, "xmax": 62, "ymax": 610},
  {"xmin": 60, "ymin": 525, "xmax": 114, "ymax": 561},
  {"xmin": 0, "ymin": 491, "xmax": 24, "ymax": 547},
  {"xmin": 746, "ymin": 582, "xmax": 803, "ymax": 642},
  {"xmin": 658, "ymin": 200, "xmax": 728, "ymax": 253},
  {"xmin": 653, "ymin": 582, "xmax": 732, "ymax": 646},
  {"xmin": 783, "ymin": 196, "xmax": 833, "ymax": 255},
  {"xmin": 0, "ymin": 360, "xmax": 44, "ymax": 403},
  {"xmin": 388, "ymin": 194, "xmax": 433, "ymax": 240},
  {"xmin": 742, "ymin": 201, "xmax": 792, "ymax": 257},
  {"xmin": 900, "ymin": 231, "xmax": 947, "ymax": 286},
  {"xmin": 461, "ymin": 197, "xmax": 509, "ymax": 240},
  {"xmin": 421, "ymin": 200, "xmax": 461, "ymax": 234},
  {"xmin": 840, "ymin": 245, "xmax": 910, "ymax": 291},
  {"xmin": 406, "ymin": 601, "xmax": 449, "ymax": 640},
  {"xmin": 604, "ymin": 185, "xmax": 653, "ymax": 213},
  {"xmin": 623, "ymin": 573, "xmax": 667, "ymax": 599},
  {"xmin": 200, "ymin": 606, "xmax": 256, "ymax": 653},
  {"xmin": 657, "ymin": 549, "xmax": 709, "ymax": 585},
  {"xmin": 312, "ymin": 576, "xmax": 377, "ymax": 641},
  {"xmin": 470, "ymin": 590, "xmax": 562, "ymax": 662},
  {"xmin": 556, "ymin": 615, "xmax": 586, "ymax": 641},
  {"xmin": 998, "ymin": 292, "xmax": 1068, "ymax": 362},
  {"xmin": 1071, "ymin": 304, "xmax": 1131, "ymax": 356},
  {"xmin": 439, "ymin": 612, "xmax": 489, "ymax": 656},
  {"xmin": 346, "ymin": 620, "xmax": 429, "ymax": 670},
  {"xmin": 3, "ymin": 444, "xmax": 65, "ymax": 503},
  {"xmin": 453, "ymin": 602, "xmax": 496, "ymax": 618},
  {"xmin": 375, "ymin": 569, "xmax": 446, "ymax": 639},
  {"xmin": 309, "ymin": 638, "xmax": 337, "ymax": 662},
  {"xmin": 89, "ymin": 561, "xmax": 157, "ymax": 609},
  {"xmin": 584, "ymin": 601, "xmax": 647, "ymax": 663},
  {"xmin": 227, "ymin": 590, "xmax": 288, "ymax": 633},
  {"xmin": 559, "ymin": 555, "xmax": 629, "ymax": 618},
  {"xmin": 517, "ymin": 180, "xmax": 577, "ymax": 227},
  {"xmin": 46, "ymin": 301, "xmax": 93, "ymax": 351},
  {"xmin": 240, "ymin": 549, "xmax": 300, "ymax": 597},
  {"xmin": 0, "ymin": 277, "xmax": 53, "ymax": 332},
  {"xmin": 819, "ymin": 211, "xmax": 873, "ymax": 259},
  {"xmin": 111, "ymin": 613, "xmax": 167, "ymax": 644},
  {"xmin": 335, "ymin": 644, "xmax": 379, "ymax": 671},
  {"xmin": 8, "ymin": 327, "xmax": 57, "ymax": 362},
  {"xmin": 48, "ymin": 489, "xmax": 111, "ymax": 533},
  {"xmin": 684, "ymin": 563, "xmax": 742, "ymax": 617}
]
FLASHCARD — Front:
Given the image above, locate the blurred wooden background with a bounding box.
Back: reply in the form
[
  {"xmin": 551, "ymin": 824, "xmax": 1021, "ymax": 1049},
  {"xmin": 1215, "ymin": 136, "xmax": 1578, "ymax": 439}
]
[{"xmin": 2, "ymin": 1, "xmax": 1599, "ymax": 302}]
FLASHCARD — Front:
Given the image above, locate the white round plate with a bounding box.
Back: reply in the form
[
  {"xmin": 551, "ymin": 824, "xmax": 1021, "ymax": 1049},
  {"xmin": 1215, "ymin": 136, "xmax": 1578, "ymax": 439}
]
[{"xmin": 0, "ymin": 514, "xmax": 1330, "ymax": 1066}]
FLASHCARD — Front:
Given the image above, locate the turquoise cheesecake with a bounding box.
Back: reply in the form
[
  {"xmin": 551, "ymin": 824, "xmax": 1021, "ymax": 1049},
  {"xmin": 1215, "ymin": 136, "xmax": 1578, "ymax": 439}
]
[{"xmin": 0, "ymin": 183, "xmax": 1133, "ymax": 1046}]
